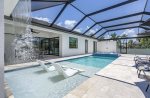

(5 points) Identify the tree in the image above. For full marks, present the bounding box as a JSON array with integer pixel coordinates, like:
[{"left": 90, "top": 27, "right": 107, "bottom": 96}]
[
  {"left": 110, "top": 32, "right": 117, "bottom": 39},
  {"left": 121, "top": 34, "right": 128, "bottom": 38},
  {"left": 139, "top": 38, "right": 150, "bottom": 48},
  {"left": 121, "top": 34, "right": 128, "bottom": 45},
  {"left": 128, "top": 39, "right": 133, "bottom": 48}
]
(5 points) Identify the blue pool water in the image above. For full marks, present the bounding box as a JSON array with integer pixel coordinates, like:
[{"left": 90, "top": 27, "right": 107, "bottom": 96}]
[
  {"left": 63, "top": 55, "right": 118, "bottom": 68},
  {"left": 5, "top": 54, "right": 118, "bottom": 98}
]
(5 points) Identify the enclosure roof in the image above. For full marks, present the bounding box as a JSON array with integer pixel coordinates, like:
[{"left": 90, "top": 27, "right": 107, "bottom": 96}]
[
  {"left": 31, "top": 0, "right": 150, "bottom": 40},
  {"left": 141, "top": 18, "right": 150, "bottom": 26}
]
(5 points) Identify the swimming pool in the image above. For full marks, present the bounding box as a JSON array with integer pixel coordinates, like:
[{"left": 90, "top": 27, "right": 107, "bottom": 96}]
[
  {"left": 5, "top": 54, "right": 118, "bottom": 98},
  {"left": 63, "top": 55, "right": 118, "bottom": 68}
]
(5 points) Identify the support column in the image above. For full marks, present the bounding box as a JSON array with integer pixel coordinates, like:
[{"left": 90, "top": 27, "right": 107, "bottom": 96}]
[{"left": 0, "top": 0, "right": 5, "bottom": 98}]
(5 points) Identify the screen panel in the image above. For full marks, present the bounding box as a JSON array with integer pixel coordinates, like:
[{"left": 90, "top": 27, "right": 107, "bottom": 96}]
[
  {"left": 102, "top": 28, "right": 139, "bottom": 39},
  {"left": 90, "top": 0, "right": 146, "bottom": 22},
  {"left": 31, "top": 1, "right": 64, "bottom": 11},
  {"left": 99, "top": 15, "right": 142, "bottom": 27},
  {"left": 73, "top": 17, "right": 95, "bottom": 34},
  {"left": 72, "top": 0, "right": 127, "bottom": 14},
  {"left": 32, "top": 4, "right": 64, "bottom": 23},
  {"left": 55, "top": 5, "right": 84, "bottom": 29},
  {"left": 106, "top": 23, "right": 140, "bottom": 30},
  {"left": 93, "top": 29, "right": 107, "bottom": 38},
  {"left": 145, "top": 0, "right": 150, "bottom": 12},
  {"left": 138, "top": 28, "right": 146, "bottom": 34},
  {"left": 85, "top": 25, "right": 102, "bottom": 36},
  {"left": 142, "top": 15, "right": 150, "bottom": 21}
]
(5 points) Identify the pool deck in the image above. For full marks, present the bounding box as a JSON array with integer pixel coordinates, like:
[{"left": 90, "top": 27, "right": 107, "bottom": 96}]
[{"left": 63, "top": 54, "right": 150, "bottom": 98}]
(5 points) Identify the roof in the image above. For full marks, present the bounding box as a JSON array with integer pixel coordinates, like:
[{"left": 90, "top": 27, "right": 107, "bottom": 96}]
[{"left": 31, "top": 0, "right": 150, "bottom": 40}]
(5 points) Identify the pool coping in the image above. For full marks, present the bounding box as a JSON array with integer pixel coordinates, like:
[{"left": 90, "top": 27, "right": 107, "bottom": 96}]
[{"left": 4, "top": 54, "right": 92, "bottom": 72}]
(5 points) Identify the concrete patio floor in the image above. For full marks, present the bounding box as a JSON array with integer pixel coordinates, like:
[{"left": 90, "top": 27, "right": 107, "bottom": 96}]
[{"left": 64, "top": 54, "right": 150, "bottom": 98}]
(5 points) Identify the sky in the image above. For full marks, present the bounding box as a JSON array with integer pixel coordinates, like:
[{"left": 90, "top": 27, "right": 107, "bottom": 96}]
[{"left": 31, "top": 0, "right": 149, "bottom": 39}]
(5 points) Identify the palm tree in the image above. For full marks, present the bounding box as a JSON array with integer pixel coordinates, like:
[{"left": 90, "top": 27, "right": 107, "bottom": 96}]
[
  {"left": 128, "top": 39, "right": 133, "bottom": 48},
  {"left": 121, "top": 34, "right": 128, "bottom": 48},
  {"left": 121, "top": 34, "right": 128, "bottom": 38},
  {"left": 110, "top": 32, "right": 117, "bottom": 39}
]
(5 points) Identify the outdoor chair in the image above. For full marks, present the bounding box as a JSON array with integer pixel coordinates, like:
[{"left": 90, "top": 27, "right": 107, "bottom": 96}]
[
  {"left": 134, "top": 56, "right": 150, "bottom": 69},
  {"left": 135, "top": 58, "right": 150, "bottom": 92},
  {"left": 37, "top": 60, "right": 55, "bottom": 72},
  {"left": 134, "top": 56, "right": 150, "bottom": 64},
  {"left": 51, "top": 62, "right": 84, "bottom": 78}
]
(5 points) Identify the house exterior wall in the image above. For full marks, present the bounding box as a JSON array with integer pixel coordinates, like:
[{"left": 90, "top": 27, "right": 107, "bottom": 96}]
[
  {"left": 0, "top": 0, "right": 4, "bottom": 97},
  {"left": 30, "top": 24, "right": 98, "bottom": 57},
  {"left": 97, "top": 40, "right": 117, "bottom": 53},
  {"left": 4, "top": 23, "right": 61, "bottom": 65},
  {"left": 61, "top": 33, "right": 97, "bottom": 57},
  {"left": 5, "top": 19, "right": 98, "bottom": 61}
]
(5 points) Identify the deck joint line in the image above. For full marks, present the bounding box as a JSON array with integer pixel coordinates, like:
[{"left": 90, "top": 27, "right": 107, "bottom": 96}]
[{"left": 94, "top": 74, "right": 136, "bottom": 86}]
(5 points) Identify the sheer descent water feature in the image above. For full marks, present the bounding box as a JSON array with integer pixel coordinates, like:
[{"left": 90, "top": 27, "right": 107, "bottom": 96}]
[{"left": 12, "top": 0, "right": 36, "bottom": 64}]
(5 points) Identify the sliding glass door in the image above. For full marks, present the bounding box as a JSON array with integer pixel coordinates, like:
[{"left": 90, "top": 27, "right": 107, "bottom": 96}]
[
  {"left": 41, "top": 37, "right": 59, "bottom": 56},
  {"left": 49, "top": 37, "right": 59, "bottom": 56}
]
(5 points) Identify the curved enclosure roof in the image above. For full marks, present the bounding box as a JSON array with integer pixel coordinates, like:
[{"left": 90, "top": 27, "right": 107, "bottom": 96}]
[{"left": 31, "top": 0, "right": 150, "bottom": 40}]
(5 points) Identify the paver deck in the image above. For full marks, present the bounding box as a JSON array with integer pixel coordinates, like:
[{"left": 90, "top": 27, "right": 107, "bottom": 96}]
[{"left": 64, "top": 54, "right": 150, "bottom": 98}]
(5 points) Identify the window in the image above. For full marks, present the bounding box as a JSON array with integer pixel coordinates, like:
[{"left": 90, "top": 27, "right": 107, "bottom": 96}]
[{"left": 69, "top": 37, "right": 78, "bottom": 48}]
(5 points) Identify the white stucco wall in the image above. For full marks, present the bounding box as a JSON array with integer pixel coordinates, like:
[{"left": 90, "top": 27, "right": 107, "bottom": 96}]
[
  {"left": 30, "top": 24, "right": 98, "bottom": 57},
  {"left": 97, "top": 40, "right": 117, "bottom": 53},
  {"left": 0, "top": 0, "right": 4, "bottom": 97},
  {"left": 61, "top": 33, "right": 97, "bottom": 57}
]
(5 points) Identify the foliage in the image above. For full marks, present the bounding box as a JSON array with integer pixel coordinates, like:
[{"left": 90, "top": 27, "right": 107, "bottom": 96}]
[
  {"left": 139, "top": 38, "right": 150, "bottom": 48},
  {"left": 127, "top": 38, "right": 150, "bottom": 49},
  {"left": 110, "top": 32, "right": 118, "bottom": 39},
  {"left": 128, "top": 40, "right": 133, "bottom": 48}
]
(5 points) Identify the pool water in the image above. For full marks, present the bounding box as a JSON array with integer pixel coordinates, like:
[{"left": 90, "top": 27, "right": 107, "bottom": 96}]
[
  {"left": 5, "top": 55, "right": 118, "bottom": 98},
  {"left": 63, "top": 55, "right": 118, "bottom": 68}
]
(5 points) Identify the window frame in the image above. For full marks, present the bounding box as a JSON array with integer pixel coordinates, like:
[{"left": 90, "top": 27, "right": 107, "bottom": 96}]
[{"left": 69, "top": 37, "right": 78, "bottom": 48}]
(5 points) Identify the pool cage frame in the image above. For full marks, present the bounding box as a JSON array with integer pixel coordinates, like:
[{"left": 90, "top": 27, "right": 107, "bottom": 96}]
[
  {"left": 30, "top": 0, "right": 150, "bottom": 40},
  {"left": 7, "top": 0, "right": 150, "bottom": 41}
]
